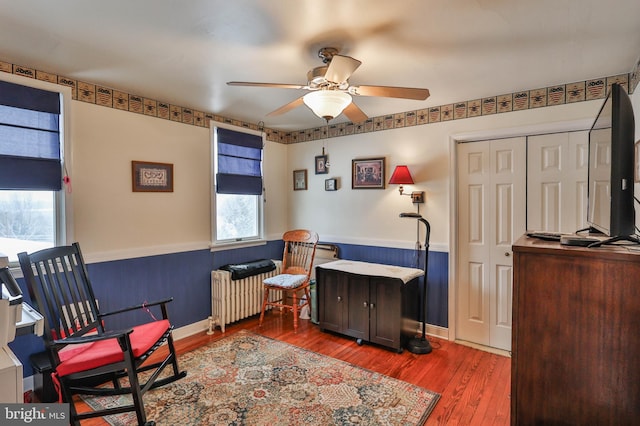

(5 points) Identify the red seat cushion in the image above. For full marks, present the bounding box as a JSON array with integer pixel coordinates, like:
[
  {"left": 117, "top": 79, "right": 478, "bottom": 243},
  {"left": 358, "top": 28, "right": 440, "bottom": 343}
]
[{"left": 56, "top": 320, "right": 170, "bottom": 377}]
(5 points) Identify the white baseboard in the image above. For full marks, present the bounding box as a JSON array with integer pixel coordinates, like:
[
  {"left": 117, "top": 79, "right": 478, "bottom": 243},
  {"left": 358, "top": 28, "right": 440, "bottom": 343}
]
[
  {"left": 425, "top": 323, "right": 449, "bottom": 340},
  {"left": 172, "top": 319, "right": 210, "bottom": 341},
  {"left": 455, "top": 339, "right": 511, "bottom": 357}
]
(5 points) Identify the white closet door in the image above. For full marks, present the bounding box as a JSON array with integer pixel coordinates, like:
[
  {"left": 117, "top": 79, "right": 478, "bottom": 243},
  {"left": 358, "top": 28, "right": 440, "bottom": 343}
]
[
  {"left": 527, "top": 131, "right": 589, "bottom": 233},
  {"left": 456, "top": 137, "right": 526, "bottom": 350}
]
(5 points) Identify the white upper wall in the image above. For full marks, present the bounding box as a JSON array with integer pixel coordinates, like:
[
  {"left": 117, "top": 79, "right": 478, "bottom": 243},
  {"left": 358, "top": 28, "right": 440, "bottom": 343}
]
[
  {"left": 287, "top": 100, "right": 602, "bottom": 251},
  {"left": 70, "top": 101, "right": 289, "bottom": 261},
  {"left": 71, "top": 103, "right": 210, "bottom": 257},
  {"left": 1, "top": 72, "right": 630, "bottom": 259}
]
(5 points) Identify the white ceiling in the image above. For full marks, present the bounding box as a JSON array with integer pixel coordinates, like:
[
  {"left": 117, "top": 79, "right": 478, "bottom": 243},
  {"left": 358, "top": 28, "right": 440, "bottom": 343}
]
[{"left": 1, "top": 0, "right": 639, "bottom": 131}]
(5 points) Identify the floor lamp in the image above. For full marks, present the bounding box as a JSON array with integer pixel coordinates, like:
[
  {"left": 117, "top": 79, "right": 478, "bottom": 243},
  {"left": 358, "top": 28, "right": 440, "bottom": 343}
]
[{"left": 400, "top": 212, "right": 433, "bottom": 354}]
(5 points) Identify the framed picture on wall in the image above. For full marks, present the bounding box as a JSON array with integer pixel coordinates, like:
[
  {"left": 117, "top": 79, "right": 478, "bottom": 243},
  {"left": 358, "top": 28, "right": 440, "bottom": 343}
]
[
  {"left": 325, "top": 178, "right": 337, "bottom": 191},
  {"left": 315, "top": 155, "right": 328, "bottom": 174},
  {"left": 352, "top": 157, "right": 385, "bottom": 189},
  {"left": 293, "top": 169, "right": 307, "bottom": 190},
  {"left": 132, "top": 161, "right": 173, "bottom": 192}
]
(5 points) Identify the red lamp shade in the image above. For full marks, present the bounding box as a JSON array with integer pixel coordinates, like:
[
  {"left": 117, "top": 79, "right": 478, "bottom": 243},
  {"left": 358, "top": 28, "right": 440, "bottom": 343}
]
[{"left": 388, "top": 165, "right": 414, "bottom": 185}]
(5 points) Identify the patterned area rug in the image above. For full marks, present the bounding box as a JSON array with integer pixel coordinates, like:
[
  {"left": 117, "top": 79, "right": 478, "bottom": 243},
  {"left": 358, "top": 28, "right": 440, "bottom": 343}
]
[{"left": 82, "top": 330, "right": 440, "bottom": 425}]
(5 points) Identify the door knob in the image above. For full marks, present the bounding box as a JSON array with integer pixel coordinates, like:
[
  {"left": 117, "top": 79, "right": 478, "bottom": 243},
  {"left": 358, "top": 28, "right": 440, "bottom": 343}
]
[{"left": 505, "top": 252, "right": 511, "bottom": 257}]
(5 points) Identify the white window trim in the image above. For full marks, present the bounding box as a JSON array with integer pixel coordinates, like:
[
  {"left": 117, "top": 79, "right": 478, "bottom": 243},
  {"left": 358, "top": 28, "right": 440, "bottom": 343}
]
[
  {"left": 0, "top": 73, "right": 73, "bottom": 275},
  {"left": 209, "top": 121, "right": 265, "bottom": 250}
]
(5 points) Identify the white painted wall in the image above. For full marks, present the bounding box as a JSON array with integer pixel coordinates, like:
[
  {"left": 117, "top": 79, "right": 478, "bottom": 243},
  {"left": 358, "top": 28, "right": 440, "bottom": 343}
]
[
  {"left": 72, "top": 103, "right": 209, "bottom": 256},
  {"left": 0, "top": 71, "right": 620, "bottom": 261},
  {"left": 70, "top": 102, "right": 289, "bottom": 261},
  {"left": 2, "top": 71, "right": 618, "bottom": 259},
  {"left": 287, "top": 101, "right": 602, "bottom": 251},
  {"left": 263, "top": 139, "right": 289, "bottom": 240},
  {"left": 1, "top": 71, "right": 635, "bottom": 261}
]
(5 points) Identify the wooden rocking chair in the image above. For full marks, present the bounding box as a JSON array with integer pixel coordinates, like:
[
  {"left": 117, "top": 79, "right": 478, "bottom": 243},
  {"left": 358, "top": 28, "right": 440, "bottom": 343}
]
[{"left": 18, "top": 242, "right": 186, "bottom": 426}]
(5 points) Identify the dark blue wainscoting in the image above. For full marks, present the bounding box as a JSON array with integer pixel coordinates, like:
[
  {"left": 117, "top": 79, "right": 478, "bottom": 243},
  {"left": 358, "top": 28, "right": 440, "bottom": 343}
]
[
  {"left": 9, "top": 242, "right": 284, "bottom": 377},
  {"left": 9, "top": 239, "right": 447, "bottom": 377},
  {"left": 6, "top": 330, "right": 43, "bottom": 379},
  {"left": 85, "top": 249, "right": 214, "bottom": 331}
]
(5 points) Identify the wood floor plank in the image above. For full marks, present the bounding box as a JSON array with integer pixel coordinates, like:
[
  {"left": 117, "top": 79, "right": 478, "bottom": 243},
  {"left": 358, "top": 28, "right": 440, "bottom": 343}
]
[
  {"left": 479, "top": 353, "right": 512, "bottom": 425},
  {"left": 73, "top": 314, "right": 511, "bottom": 425},
  {"left": 455, "top": 351, "right": 500, "bottom": 425},
  {"left": 476, "top": 352, "right": 511, "bottom": 424},
  {"left": 429, "top": 348, "right": 485, "bottom": 424}
]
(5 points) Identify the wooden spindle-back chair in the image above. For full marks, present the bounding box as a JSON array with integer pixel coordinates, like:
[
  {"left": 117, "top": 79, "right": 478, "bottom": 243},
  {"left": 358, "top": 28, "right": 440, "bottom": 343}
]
[{"left": 259, "top": 229, "right": 319, "bottom": 332}]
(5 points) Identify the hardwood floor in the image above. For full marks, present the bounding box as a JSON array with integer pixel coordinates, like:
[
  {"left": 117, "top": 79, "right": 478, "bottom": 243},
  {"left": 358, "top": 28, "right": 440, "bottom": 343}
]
[{"left": 77, "top": 314, "right": 511, "bottom": 425}]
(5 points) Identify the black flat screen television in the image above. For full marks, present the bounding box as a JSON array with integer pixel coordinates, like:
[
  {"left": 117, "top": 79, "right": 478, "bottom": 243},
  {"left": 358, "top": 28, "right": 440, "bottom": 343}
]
[{"left": 586, "top": 82, "right": 637, "bottom": 246}]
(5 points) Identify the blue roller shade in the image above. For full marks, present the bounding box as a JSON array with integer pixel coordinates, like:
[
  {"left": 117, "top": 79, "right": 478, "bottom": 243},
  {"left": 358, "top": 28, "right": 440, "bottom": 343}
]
[
  {"left": 216, "top": 127, "right": 263, "bottom": 195},
  {"left": 0, "top": 80, "right": 62, "bottom": 190}
]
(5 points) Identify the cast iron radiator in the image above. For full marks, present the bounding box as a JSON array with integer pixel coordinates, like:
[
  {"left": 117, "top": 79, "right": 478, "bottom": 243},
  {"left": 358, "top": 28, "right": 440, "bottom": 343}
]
[{"left": 210, "top": 260, "right": 282, "bottom": 332}]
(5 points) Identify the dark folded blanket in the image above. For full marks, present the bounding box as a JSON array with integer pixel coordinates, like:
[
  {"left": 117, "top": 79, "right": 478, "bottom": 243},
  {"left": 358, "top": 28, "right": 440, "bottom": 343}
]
[{"left": 219, "top": 259, "right": 276, "bottom": 280}]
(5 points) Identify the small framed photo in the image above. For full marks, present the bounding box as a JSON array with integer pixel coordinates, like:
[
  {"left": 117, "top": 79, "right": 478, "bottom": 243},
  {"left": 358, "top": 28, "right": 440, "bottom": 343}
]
[
  {"left": 325, "top": 178, "right": 337, "bottom": 191},
  {"left": 352, "top": 157, "right": 385, "bottom": 189},
  {"left": 293, "top": 169, "right": 307, "bottom": 190},
  {"left": 315, "top": 155, "right": 328, "bottom": 174},
  {"left": 132, "top": 161, "right": 173, "bottom": 192}
]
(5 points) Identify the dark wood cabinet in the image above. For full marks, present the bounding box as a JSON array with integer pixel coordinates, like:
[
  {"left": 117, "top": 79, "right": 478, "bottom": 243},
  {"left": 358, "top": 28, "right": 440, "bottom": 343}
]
[
  {"left": 512, "top": 236, "right": 640, "bottom": 425},
  {"left": 316, "top": 261, "right": 421, "bottom": 352}
]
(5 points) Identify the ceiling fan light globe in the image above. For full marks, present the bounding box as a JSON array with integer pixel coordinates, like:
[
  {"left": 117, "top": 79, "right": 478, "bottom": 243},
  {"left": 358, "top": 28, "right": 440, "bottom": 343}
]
[{"left": 303, "top": 90, "right": 352, "bottom": 121}]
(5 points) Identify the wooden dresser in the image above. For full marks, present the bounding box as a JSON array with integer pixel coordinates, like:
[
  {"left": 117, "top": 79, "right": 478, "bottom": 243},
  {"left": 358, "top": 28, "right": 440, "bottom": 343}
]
[{"left": 511, "top": 235, "right": 640, "bottom": 425}]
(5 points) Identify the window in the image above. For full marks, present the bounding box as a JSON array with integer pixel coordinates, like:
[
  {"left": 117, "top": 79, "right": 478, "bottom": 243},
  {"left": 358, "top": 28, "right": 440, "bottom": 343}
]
[
  {"left": 211, "top": 123, "right": 264, "bottom": 245},
  {"left": 0, "top": 78, "right": 68, "bottom": 264}
]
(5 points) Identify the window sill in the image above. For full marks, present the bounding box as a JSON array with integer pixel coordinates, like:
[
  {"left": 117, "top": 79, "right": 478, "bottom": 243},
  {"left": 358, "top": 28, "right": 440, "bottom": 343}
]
[{"left": 210, "top": 239, "right": 267, "bottom": 252}]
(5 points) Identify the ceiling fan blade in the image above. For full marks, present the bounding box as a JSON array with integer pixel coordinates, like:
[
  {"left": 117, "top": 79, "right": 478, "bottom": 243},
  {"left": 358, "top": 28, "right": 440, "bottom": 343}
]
[
  {"left": 266, "top": 96, "right": 305, "bottom": 116},
  {"left": 324, "top": 55, "right": 362, "bottom": 83},
  {"left": 343, "top": 102, "right": 368, "bottom": 123},
  {"left": 351, "top": 85, "right": 430, "bottom": 100},
  {"left": 227, "top": 81, "right": 306, "bottom": 90}
]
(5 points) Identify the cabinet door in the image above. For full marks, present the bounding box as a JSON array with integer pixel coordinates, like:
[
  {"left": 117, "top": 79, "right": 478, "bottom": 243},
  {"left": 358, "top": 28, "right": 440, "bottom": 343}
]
[
  {"left": 369, "top": 278, "right": 401, "bottom": 350},
  {"left": 344, "top": 275, "right": 369, "bottom": 340},
  {"left": 317, "top": 269, "right": 343, "bottom": 333}
]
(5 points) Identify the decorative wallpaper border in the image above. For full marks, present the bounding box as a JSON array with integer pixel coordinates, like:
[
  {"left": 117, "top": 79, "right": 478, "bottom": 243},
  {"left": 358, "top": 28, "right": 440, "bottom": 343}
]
[{"left": 1, "top": 57, "right": 638, "bottom": 145}]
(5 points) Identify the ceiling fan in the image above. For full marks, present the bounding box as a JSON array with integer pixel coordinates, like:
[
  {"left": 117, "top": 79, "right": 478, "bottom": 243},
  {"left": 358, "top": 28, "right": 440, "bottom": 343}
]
[{"left": 227, "top": 47, "right": 430, "bottom": 123}]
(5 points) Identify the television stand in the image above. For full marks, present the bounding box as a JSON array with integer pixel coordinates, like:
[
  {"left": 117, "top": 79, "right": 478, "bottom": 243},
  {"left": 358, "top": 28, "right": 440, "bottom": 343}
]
[
  {"left": 574, "top": 226, "right": 605, "bottom": 235},
  {"left": 587, "top": 234, "right": 640, "bottom": 248}
]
